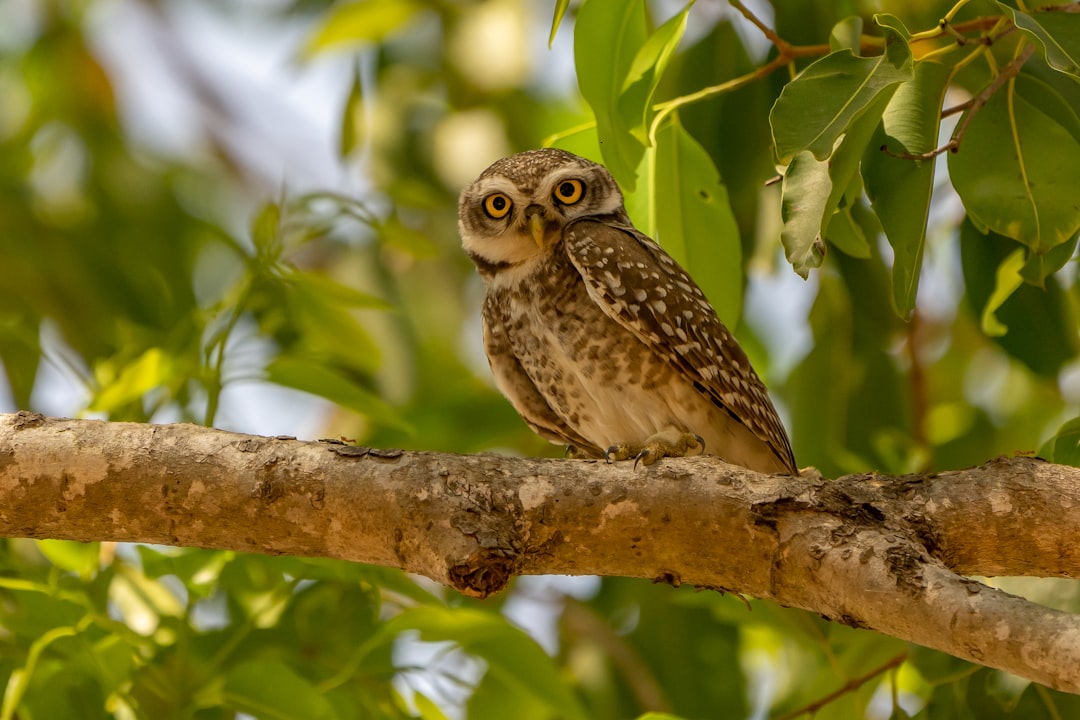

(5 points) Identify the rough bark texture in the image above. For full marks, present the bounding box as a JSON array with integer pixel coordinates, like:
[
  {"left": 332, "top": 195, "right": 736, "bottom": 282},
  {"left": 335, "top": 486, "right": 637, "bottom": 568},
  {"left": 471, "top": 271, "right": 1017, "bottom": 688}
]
[{"left": 2, "top": 412, "right": 1079, "bottom": 692}]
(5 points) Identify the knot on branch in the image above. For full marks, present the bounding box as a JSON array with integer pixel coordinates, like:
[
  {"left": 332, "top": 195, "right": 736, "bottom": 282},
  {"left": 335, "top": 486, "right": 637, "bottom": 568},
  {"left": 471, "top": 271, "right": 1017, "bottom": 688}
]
[{"left": 448, "top": 550, "right": 519, "bottom": 598}]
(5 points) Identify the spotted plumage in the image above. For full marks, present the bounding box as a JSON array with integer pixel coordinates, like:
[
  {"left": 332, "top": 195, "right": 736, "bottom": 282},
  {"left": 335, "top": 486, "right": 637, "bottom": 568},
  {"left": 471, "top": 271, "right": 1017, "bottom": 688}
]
[{"left": 459, "top": 148, "right": 797, "bottom": 474}]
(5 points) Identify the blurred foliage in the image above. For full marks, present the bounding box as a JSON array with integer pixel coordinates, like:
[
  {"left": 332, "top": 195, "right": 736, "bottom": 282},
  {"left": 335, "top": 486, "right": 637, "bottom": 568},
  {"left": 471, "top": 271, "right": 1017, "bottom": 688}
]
[{"left": 1, "top": 0, "right": 1080, "bottom": 718}]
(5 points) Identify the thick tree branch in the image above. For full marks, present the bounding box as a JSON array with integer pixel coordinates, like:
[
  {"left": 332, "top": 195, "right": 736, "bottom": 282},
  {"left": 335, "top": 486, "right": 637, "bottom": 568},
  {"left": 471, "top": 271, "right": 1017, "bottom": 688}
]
[{"left": 2, "top": 413, "right": 1079, "bottom": 692}]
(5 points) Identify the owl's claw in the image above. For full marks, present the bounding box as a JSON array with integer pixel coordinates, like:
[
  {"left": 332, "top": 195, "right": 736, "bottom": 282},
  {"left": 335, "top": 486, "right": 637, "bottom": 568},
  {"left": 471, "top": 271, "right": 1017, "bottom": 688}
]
[
  {"left": 565, "top": 445, "right": 591, "bottom": 459},
  {"left": 604, "top": 444, "right": 630, "bottom": 464},
  {"left": 605, "top": 432, "right": 705, "bottom": 468}
]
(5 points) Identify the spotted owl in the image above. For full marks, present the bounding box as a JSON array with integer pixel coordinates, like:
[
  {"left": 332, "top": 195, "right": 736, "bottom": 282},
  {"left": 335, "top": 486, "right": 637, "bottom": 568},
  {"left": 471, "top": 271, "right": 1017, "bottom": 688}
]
[{"left": 458, "top": 148, "right": 797, "bottom": 475}]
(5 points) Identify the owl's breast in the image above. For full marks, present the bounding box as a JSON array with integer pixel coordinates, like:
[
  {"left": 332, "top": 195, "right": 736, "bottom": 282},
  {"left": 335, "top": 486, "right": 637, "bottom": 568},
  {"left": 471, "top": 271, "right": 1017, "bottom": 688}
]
[{"left": 486, "top": 253, "right": 714, "bottom": 451}]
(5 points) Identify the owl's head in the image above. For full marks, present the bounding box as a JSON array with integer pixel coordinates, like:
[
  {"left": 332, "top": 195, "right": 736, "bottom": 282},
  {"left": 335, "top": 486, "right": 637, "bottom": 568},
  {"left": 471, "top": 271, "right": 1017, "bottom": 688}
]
[{"left": 458, "top": 148, "right": 626, "bottom": 276}]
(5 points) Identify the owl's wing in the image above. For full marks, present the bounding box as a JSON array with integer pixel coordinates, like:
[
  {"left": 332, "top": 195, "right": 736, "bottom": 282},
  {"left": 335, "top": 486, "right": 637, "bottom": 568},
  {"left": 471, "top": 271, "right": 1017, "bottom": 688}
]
[
  {"left": 564, "top": 218, "right": 796, "bottom": 473},
  {"left": 482, "top": 294, "right": 604, "bottom": 456}
]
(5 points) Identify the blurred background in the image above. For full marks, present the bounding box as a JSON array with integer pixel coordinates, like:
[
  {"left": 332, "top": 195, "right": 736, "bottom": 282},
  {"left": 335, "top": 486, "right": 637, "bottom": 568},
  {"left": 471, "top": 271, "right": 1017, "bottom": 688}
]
[{"left": 1, "top": 0, "right": 1079, "bottom": 718}]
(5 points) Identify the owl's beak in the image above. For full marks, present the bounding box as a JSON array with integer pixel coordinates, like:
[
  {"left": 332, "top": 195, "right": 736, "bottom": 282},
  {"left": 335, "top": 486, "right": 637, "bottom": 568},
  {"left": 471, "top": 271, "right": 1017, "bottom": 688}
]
[{"left": 528, "top": 213, "right": 546, "bottom": 249}]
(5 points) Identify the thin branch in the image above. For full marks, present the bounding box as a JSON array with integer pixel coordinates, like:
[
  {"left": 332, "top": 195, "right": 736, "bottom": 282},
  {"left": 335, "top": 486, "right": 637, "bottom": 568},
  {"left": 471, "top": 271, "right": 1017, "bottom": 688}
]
[
  {"left": 906, "top": 309, "right": 932, "bottom": 472},
  {"left": 773, "top": 652, "right": 909, "bottom": 720},
  {"left": 562, "top": 599, "right": 672, "bottom": 713},
  {"left": 728, "top": 0, "right": 790, "bottom": 53}
]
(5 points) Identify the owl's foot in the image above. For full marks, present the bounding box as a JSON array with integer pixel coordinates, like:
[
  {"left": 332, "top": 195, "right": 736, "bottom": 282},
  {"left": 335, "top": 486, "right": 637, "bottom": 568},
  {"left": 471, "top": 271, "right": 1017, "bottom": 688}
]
[
  {"left": 565, "top": 445, "right": 592, "bottom": 459},
  {"left": 604, "top": 431, "right": 705, "bottom": 468}
]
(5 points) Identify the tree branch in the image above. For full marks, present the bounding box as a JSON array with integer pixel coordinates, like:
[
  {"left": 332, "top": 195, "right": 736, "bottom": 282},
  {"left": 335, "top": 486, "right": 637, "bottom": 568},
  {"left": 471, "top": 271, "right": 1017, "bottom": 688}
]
[{"left": 3, "top": 413, "right": 1080, "bottom": 693}]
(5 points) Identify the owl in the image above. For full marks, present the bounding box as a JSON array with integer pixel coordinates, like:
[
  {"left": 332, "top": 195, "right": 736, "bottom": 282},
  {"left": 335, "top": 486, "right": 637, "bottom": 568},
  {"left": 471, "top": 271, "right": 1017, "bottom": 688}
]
[{"left": 459, "top": 148, "right": 797, "bottom": 475}]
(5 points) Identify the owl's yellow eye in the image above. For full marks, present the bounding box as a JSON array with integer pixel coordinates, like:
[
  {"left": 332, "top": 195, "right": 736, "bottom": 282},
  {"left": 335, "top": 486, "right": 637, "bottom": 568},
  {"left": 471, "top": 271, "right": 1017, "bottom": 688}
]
[
  {"left": 483, "top": 193, "right": 512, "bottom": 219},
  {"left": 553, "top": 179, "right": 584, "bottom": 205}
]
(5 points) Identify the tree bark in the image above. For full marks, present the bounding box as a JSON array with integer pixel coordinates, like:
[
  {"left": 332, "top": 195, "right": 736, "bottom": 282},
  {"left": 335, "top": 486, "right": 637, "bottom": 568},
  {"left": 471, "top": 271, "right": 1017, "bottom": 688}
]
[{"left": 2, "top": 412, "right": 1079, "bottom": 692}]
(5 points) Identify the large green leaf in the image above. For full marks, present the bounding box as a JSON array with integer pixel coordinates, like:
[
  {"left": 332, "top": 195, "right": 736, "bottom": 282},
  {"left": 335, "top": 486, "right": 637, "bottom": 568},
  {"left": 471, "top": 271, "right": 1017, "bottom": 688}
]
[
  {"left": 385, "top": 606, "right": 589, "bottom": 720},
  {"left": 1020, "top": 233, "right": 1077, "bottom": 286},
  {"left": 949, "top": 73, "right": 1080, "bottom": 254},
  {"left": 960, "top": 219, "right": 1079, "bottom": 377},
  {"left": 303, "top": 0, "right": 425, "bottom": 56},
  {"left": 0, "top": 311, "right": 39, "bottom": 409},
  {"left": 574, "top": 0, "right": 648, "bottom": 188},
  {"left": 221, "top": 661, "right": 338, "bottom": 720},
  {"left": 770, "top": 27, "right": 912, "bottom": 163},
  {"left": 619, "top": 3, "right": 692, "bottom": 145},
  {"left": 1051, "top": 417, "right": 1080, "bottom": 467},
  {"left": 779, "top": 90, "right": 889, "bottom": 278},
  {"left": 980, "top": 248, "right": 1026, "bottom": 337},
  {"left": 999, "top": 3, "right": 1080, "bottom": 82},
  {"left": 266, "top": 355, "right": 409, "bottom": 432},
  {"left": 863, "top": 59, "right": 954, "bottom": 318},
  {"left": 283, "top": 273, "right": 381, "bottom": 372},
  {"left": 339, "top": 64, "right": 365, "bottom": 158},
  {"left": 89, "top": 347, "right": 171, "bottom": 413},
  {"left": 548, "top": 0, "right": 571, "bottom": 47},
  {"left": 779, "top": 151, "right": 830, "bottom": 277},
  {"left": 35, "top": 541, "right": 99, "bottom": 580},
  {"left": 652, "top": 119, "right": 742, "bottom": 324}
]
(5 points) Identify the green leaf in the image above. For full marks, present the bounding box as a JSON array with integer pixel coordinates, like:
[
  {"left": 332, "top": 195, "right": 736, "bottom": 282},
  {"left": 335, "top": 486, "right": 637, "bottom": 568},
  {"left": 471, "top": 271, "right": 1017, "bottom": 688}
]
[
  {"left": 221, "top": 661, "right": 338, "bottom": 720},
  {"left": 770, "top": 28, "right": 912, "bottom": 163},
  {"left": 999, "top": 4, "right": 1080, "bottom": 82},
  {"left": 415, "top": 693, "right": 451, "bottom": 720},
  {"left": 136, "top": 546, "right": 230, "bottom": 599},
  {"left": 1, "top": 624, "right": 80, "bottom": 720},
  {"left": 777, "top": 85, "right": 885, "bottom": 276},
  {"left": 863, "top": 59, "right": 954, "bottom": 318},
  {"left": 981, "top": 248, "right": 1025, "bottom": 337},
  {"left": 90, "top": 347, "right": 171, "bottom": 413},
  {"left": 820, "top": 88, "right": 894, "bottom": 229},
  {"left": 873, "top": 13, "right": 912, "bottom": 40},
  {"left": 780, "top": 151, "right": 829, "bottom": 277},
  {"left": 652, "top": 119, "right": 742, "bottom": 324},
  {"left": 35, "top": 541, "right": 99, "bottom": 580},
  {"left": 548, "top": 0, "right": 570, "bottom": 48},
  {"left": 0, "top": 312, "right": 40, "bottom": 409},
  {"left": 267, "top": 355, "right": 409, "bottom": 432},
  {"left": 288, "top": 273, "right": 389, "bottom": 310},
  {"left": 380, "top": 214, "right": 440, "bottom": 258},
  {"left": 1052, "top": 417, "right": 1080, "bottom": 467},
  {"left": 385, "top": 606, "right": 589, "bottom": 720},
  {"left": 1021, "top": 233, "right": 1078, "bottom": 286},
  {"left": 284, "top": 274, "right": 381, "bottom": 372},
  {"left": 949, "top": 73, "right": 1080, "bottom": 254},
  {"left": 303, "top": 0, "right": 424, "bottom": 57},
  {"left": 960, "top": 219, "right": 1079, "bottom": 377},
  {"left": 339, "top": 64, "right": 364, "bottom": 158},
  {"left": 575, "top": 0, "right": 648, "bottom": 188},
  {"left": 251, "top": 201, "right": 281, "bottom": 256},
  {"left": 619, "top": 2, "right": 692, "bottom": 145},
  {"left": 829, "top": 16, "right": 863, "bottom": 52},
  {"left": 825, "top": 201, "right": 873, "bottom": 259}
]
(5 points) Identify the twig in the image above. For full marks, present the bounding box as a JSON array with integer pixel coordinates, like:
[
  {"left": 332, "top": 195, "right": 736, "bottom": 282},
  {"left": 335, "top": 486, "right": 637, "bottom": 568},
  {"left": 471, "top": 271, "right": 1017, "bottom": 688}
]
[
  {"left": 880, "top": 42, "right": 1035, "bottom": 160},
  {"left": 772, "top": 652, "right": 909, "bottom": 720},
  {"left": 907, "top": 309, "right": 931, "bottom": 471},
  {"left": 728, "top": 0, "right": 790, "bottom": 53},
  {"left": 562, "top": 599, "right": 672, "bottom": 713}
]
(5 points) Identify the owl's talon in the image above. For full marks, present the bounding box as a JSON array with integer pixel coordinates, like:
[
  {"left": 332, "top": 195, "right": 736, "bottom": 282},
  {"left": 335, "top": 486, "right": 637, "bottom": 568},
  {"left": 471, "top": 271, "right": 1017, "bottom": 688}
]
[
  {"left": 633, "top": 447, "right": 663, "bottom": 469},
  {"left": 605, "top": 432, "right": 705, "bottom": 468},
  {"left": 604, "top": 444, "right": 633, "bottom": 463},
  {"left": 566, "top": 445, "right": 590, "bottom": 459}
]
